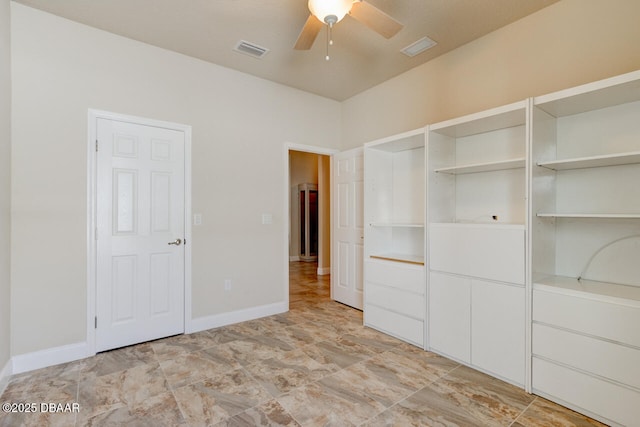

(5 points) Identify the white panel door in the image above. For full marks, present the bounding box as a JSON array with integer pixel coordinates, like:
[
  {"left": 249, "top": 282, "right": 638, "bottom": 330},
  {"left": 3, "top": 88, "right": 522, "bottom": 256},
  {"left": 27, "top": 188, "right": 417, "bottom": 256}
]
[
  {"left": 332, "top": 148, "right": 364, "bottom": 309},
  {"left": 96, "top": 118, "right": 185, "bottom": 352}
]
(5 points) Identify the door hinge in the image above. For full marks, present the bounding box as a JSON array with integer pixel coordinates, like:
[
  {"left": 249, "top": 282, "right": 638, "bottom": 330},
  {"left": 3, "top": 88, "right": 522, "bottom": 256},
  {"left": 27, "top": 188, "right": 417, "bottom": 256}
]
[
  {"left": 95, "top": 140, "right": 98, "bottom": 152},
  {"left": 94, "top": 316, "right": 97, "bottom": 329}
]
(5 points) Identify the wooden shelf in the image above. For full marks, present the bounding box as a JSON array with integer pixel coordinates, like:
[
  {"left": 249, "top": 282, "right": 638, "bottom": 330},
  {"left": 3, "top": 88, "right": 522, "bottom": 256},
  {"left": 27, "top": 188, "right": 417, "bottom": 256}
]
[
  {"left": 534, "top": 275, "right": 640, "bottom": 305},
  {"left": 537, "top": 151, "right": 640, "bottom": 171},
  {"left": 537, "top": 213, "right": 640, "bottom": 219},
  {"left": 435, "top": 158, "right": 525, "bottom": 175},
  {"left": 369, "top": 222, "right": 424, "bottom": 228},
  {"left": 370, "top": 253, "right": 424, "bottom": 265}
]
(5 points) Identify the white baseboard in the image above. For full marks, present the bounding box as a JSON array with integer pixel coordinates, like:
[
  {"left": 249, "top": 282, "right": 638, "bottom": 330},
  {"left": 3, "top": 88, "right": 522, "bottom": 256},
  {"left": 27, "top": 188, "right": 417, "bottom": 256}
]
[
  {"left": 9, "top": 302, "right": 289, "bottom": 375},
  {"left": 187, "top": 301, "right": 288, "bottom": 334},
  {"left": 0, "top": 357, "right": 12, "bottom": 396},
  {"left": 289, "top": 256, "right": 300, "bottom": 262},
  {"left": 317, "top": 266, "right": 331, "bottom": 275},
  {"left": 11, "top": 341, "right": 90, "bottom": 375}
]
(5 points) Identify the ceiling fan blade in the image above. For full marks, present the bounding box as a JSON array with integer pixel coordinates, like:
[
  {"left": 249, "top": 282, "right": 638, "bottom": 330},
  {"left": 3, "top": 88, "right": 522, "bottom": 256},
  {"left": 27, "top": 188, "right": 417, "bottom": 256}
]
[
  {"left": 294, "top": 14, "right": 324, "bottom": 50},
  {"left": 349, "top": 1, "right": 403, "bottom": 39}
]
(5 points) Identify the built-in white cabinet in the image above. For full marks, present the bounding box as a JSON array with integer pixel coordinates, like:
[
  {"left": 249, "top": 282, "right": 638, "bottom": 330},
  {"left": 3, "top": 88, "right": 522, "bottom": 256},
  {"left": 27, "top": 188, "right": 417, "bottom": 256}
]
[
  {"left": 427, "top": 101, "right": 529, "bottom": 387},
  {"left": 358, "top": 70, "right": 640, "bottom": 426},
  {"left": 363, "top": 128, "right": 426, "bottom": 348},
  {"left": 530, "top": 70, "right": 640, "bottom": 427}
]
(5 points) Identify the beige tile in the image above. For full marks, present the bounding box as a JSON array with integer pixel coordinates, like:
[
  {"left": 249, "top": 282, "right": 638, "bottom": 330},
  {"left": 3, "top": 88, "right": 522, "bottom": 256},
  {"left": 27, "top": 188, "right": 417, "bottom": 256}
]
[
  {"left": 82, "top": 392, "right": 186, "bottom": 426},
  {"left": 80, "top": 343, "right": 157, "bottom": 379},
  {"left": 512, "top": 397, "right": 608, "bottom": 427},
  {"left": 212, "top": 399, "right": 301, "bottom": 427},
  {"left": 159, "top": 348, "right": 240, "bottom": 389},
  {"left": 149, "top": 330, "right": 218, "bottom": 361},
  {"left": 244, "top": 348, "right": 339, "bottom": 396},
  {"left": 77, "top": 361, "right": 169, "bottom": 423},
  {"left": 277, "top": 381, "right": 385, "bottom": 427},
  {"left": 0, "top": 262, "right": 608, "bottom": 427},
  {"left": 369, "top": 365, "right": 535, "bottom": 427},
  {"left": 173, "top": 369, "right": 272, "bottom": 426}
]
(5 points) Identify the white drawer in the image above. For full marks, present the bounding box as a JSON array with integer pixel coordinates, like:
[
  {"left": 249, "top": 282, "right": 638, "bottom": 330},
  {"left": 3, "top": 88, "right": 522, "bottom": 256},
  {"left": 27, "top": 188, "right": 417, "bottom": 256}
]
[
  {"left": 365, "top": 304, "right": 424, "bottom": 347},
  {"left": 365, "top": 282, "right": 424, "bottom": 320},
  {"left": 533, "top": 323, "right": 640, "bottom": 390},
  {"left": 533, "top": 289, "right": 640, "bottom": 347},
  {"left": 533, "top": 357, "right": 640, "bottom": 427},
  {"left": 364, "top": 260, "right": 424, "bottom": 294},
  {"left": 429, "top": 223, "right": 524, "bottom": 284}
]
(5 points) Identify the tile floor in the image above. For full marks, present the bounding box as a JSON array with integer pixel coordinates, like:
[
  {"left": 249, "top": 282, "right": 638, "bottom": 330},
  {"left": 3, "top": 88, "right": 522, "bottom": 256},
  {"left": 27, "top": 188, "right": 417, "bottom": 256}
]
[{"left": 0, "top": 262, "right": 606, "bottom": 426}]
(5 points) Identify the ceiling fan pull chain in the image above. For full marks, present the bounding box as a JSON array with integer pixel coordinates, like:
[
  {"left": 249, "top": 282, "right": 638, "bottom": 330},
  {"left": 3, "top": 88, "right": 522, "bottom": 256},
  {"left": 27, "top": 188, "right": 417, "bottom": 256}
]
[{"left": 326, "top": 23, "right": 331, "bottom": 60}]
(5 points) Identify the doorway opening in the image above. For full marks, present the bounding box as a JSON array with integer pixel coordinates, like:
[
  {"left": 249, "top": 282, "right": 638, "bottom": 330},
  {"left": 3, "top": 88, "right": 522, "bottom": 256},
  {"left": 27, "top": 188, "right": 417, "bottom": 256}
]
[{"left": 286, "top": 147, "right": 333, "bottom": 307}]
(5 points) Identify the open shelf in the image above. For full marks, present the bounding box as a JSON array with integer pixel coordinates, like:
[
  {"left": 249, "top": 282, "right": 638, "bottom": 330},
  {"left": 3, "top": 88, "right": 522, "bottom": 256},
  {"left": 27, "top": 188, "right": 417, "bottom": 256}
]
[
  {"left": 537, "top": 151, "right": 640, "bottom": 171},
  {"left": 534, "top": 275, "right": 640, "bottom": 305},
  {"left": 536, "top": 213, "right": 640, "bottom": 219},
  {"left": 429, "top": 101, "right": 527, "bottom": 138},
  {"left": 434, "top": 158, "right": 525, "bottom": 175},
  {"left": 431, "top": 222, "right": 525, "bottom": 229},
  {"left": 369, "top": 222, "right": 424, "bottom": 228},
  {"left": 534, "top": 70, "right": 640, "bottom": 118},
  {"left": 370, "top": 253, "right": 424, "bottom": 265}
]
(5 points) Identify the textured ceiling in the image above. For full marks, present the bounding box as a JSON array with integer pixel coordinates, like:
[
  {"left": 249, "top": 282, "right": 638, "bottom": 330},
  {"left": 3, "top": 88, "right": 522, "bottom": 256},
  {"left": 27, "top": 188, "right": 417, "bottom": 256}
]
[{"left": 14, "top": 0, "right": 559, "bottom": 101}]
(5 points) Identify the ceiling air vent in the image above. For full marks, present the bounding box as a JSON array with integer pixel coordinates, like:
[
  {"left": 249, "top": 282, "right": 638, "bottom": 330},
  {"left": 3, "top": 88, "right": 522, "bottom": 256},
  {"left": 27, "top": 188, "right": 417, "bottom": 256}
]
[
  {"left": 401, "top": 36, "right": 437, "bottom": 57},
  {"left": 233, "top": 40, "right": 270, "bottom": 59}
]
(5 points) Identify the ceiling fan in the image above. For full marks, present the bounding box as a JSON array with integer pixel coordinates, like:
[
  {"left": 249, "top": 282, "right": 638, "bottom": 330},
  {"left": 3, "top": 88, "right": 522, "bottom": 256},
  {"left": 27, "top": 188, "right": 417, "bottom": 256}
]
[{"left": 294, "top": 0, "right": 403, "bottom": 59}]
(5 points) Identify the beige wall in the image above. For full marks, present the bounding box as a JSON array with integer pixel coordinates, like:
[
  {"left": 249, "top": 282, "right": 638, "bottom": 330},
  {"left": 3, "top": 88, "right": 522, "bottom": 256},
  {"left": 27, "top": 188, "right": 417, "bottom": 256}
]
[
  {"left": 341, "top": 0, "right": 640, "bottom": 147},
  {"left": 0, "top": 0, "right": 11, "bottom": 373},
  {"left": 10, "top": 3, "right": 341, "bottom": 356}
]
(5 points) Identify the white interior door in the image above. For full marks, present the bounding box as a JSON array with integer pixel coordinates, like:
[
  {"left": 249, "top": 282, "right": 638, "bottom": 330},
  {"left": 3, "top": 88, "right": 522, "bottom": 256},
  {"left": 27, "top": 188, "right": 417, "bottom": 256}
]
[
  {"left": 96, "top": 118, "right": 185, "bottom": 352},
  {"left": 332, "top": 148, "right": 364, "bottom": 309}
]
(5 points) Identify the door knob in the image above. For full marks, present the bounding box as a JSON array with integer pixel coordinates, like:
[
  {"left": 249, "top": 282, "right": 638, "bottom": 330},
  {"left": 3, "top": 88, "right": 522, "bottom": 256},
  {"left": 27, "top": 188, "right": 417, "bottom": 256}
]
[{"left": 168, "top": 238, "right": 182, "bottom": 246}]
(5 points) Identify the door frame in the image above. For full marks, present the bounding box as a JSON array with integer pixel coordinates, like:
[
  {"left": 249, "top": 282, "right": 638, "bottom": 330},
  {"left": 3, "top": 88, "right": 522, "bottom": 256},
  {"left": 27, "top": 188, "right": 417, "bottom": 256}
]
[
  {"left": 283, "top": 143, "right": 338, "bottom": 307},
  {"left": 87, "top": 109, "right": 192, "bottom": 355}
]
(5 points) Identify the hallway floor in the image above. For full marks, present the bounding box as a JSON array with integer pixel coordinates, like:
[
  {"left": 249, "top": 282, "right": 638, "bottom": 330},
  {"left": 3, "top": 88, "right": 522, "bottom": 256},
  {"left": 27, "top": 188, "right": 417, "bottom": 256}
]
[{"left": 1, "top": 262, "right": 604, "bottom": 426}]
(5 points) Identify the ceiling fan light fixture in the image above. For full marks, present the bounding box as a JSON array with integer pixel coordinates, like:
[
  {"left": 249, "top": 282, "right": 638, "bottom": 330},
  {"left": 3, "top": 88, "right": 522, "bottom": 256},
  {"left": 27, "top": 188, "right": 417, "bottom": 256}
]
[{"left": 308, "top": 0, "right": 353, "bottom": 25}]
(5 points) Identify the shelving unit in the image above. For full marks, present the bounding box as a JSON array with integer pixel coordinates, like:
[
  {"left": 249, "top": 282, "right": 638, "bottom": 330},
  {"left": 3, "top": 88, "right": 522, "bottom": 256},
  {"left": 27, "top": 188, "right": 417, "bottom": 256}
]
[
  {"left": 426, "top": 101, "right": 529, "bottom": 388},
  {"left": 355, "top": 70, "right": 640, "bottom": 427},
  {"left": 530, "top": 69, "right": 640, "bottom": 427},
  {"left": 363, "top": 128, "right": 427, "bottom": 348}
]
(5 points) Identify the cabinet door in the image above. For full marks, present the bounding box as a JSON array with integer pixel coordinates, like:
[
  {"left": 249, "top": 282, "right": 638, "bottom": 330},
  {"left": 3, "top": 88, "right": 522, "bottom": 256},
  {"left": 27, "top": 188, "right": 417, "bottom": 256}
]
[
  {"left": 471, "top": 280, "right": 525, "bottom": 385},
  {"left": 429, "top": 272, "right": 470, "bottom": 363},
  {"left": 429, "top": 224, "right": 525, "bottom": 285}
]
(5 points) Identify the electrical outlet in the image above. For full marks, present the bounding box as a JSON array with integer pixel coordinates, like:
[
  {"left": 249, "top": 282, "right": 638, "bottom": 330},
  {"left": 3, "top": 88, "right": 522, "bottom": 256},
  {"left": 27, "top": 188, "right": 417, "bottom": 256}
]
[{"left": 224, "top": 279, "right": 231, "bottom": 291}]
